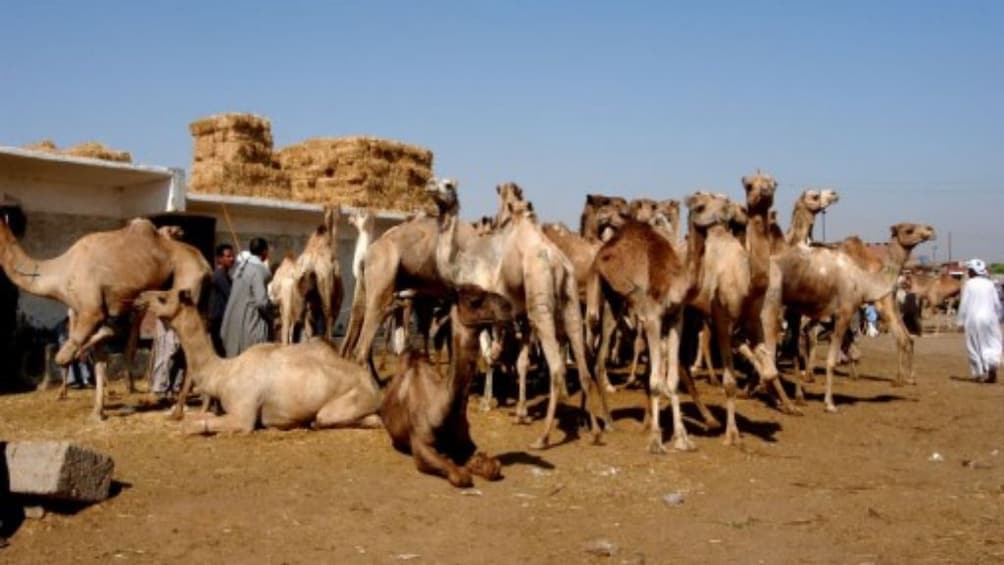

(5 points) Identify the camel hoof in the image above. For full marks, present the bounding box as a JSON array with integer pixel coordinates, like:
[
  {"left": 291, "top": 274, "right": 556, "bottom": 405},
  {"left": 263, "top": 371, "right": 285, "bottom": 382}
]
[
  {"left": 89, "top": 411, "right": 106, "bottom": 423},
  {"left": 703, "top": 417, "right": 722, "bottom": 430},
  {"left": 166, "top": 409, "right": 184, "bottom": 422},
  {"left": 672, "top": 435, "right": 696, "bottom": 452},
  {"left": 723, "top": 432, "right": 741, "bottom": 447},
  {"left": 648, "top": 437, "right": 668, "bottom": 455},
  {"left": 448, "top": 470, "right": 474, "bottom": 489},
  {"left": 514, "top": 414, "right": 532, "bottom": 425},
  {"left": 529, "top": 437, "right": 550, "bottom": 451},
  {"left": 824, "top": 404, "right": 838, "bottom": 414},
  {"left": 479, "top": 398, "right": 493, "bottom": 413},
  {"left": 466, "top": 452, "right": 502, "bottom": 481},
  {"left": 603, "top": 383, "right": 617, "bottom": 395}
]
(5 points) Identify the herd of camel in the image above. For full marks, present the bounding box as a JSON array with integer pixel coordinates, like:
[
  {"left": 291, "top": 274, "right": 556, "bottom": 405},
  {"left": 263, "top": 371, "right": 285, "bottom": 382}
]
[{"left": 0, "top": 170, "right": 940, "bottom": 487}]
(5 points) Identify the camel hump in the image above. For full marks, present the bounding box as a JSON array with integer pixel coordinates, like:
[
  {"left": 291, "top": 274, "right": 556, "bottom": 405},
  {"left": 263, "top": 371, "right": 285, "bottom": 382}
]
[{"left": 126, "top": 218, "right": 158, "bottom": 235}]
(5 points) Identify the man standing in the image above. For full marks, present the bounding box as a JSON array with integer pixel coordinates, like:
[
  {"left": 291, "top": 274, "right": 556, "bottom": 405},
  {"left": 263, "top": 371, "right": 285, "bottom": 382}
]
[
  {"left": 221, "top": 237, "right": 273, "bottom": 358},
  {"left": 956, "top": 258, "right": 1002, "bottom": 383},
  {"left": 208, "top": 243, "right": 235, "bottom": 355}
]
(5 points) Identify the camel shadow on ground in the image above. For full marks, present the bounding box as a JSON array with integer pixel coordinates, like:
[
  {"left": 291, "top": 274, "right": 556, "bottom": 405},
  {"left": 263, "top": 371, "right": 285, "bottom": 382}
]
[
  {"left": 609, "top": 404, "right": 784, "bottom": 444},
  {"left": 495, "top": 451, "right": 556, "bottom": 470}
]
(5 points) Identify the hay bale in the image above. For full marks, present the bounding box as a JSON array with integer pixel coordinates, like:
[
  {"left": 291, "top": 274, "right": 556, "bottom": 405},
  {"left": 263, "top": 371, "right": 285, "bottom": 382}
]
[
  {"left": 21, "top": 139, "right": 58, "bottom": 153},
  {"left": 64, "top": 142, "right": 132, "bottom": 163}
]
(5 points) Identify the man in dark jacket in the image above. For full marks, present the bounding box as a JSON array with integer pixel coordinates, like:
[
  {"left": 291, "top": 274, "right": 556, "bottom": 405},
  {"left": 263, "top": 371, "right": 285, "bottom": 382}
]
[{"left": 208, "top": 243, "right": 235, "bottom": 355}]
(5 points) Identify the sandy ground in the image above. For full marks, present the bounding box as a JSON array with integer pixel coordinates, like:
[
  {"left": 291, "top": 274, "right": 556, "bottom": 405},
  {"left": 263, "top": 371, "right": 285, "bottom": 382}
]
[{"left": 1, "top": 331, "right": 1002, "bottom": 564}]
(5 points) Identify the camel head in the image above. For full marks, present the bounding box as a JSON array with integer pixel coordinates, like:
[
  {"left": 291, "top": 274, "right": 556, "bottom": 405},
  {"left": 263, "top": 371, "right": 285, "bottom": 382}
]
[
  {"left": 135, "top": 289, "right": 196, "bottom": 320},
  {"left": 890, "top": 223, "right": 936, "bottom": 249},
  {"left": 727, "top": 201, "right": 749, "bottom": 228},
  {"left": 656, "top": 199, "right": 680, "bottom": 228},
  {"left": 741, "top": 170, "right": 777, "bottom": 212},
  {"left": 799, "top": 188, "right": 840, "bottom": 214},
  {"left": 685, "top": 191, "right": 733, "bottom": 230},
  {"left": 499, "top": 197, "right": 536, "bottom": 227},
  {"left": 582, "top": 194, "right": 630, "bottom": 241},
  {"left": 473, "top": 216, "right": 495, "bottom": 236},
  {"left": 454, "top": 284, "right": 516, "bottom": 327},
  {"left": 494, "top": 182, "right": 529, "bottom": 226},
  {"left": 425, "top": 177, "right": 460, "bottom": 216},
  {"left": 322, "top": 205, "right": 341, "bottom": 235},
  {"left": 348, "top": 208, "right": 375, "bottom": 234},
  {"left": 629, "top": 198, "right": 659, "bottom": 223}
]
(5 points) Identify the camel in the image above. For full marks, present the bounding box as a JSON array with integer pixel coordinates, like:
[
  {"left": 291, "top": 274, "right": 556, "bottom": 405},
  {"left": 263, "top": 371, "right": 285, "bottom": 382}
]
[
  {"left": 580, "top": 194, "right": 630, "bottom": 242},
  {"left": 0, "top": 216, "right": 208, "bottom": 419},
  {"left": 908, "top": 271, "right": 962, "bottom": 329},
  {"left": 587, "top": 191, "right": 732, "bottom": 453},
  {"left": 428, "top": 179, "right": 609, "bottom": 449},
  {"left": 786, "top": 189, "right": 840, "bottom": 245},
  {"left": 136, "top": 288, "right": 382, "bottom": 433},
  {"left": 268, "top": 254, "right": 307, "bottom": 344},
  {"left": 294, "top": 206, "right": 344, "bottom": 340},
  {"left": 349, "top": 208, "right": 376, "bottom": 281},
  {"left": 766, "top": 223, "right": 936, "bottom": 412},
  {"left": 381, "top": 284, "right": 513, "bottom": 487}
]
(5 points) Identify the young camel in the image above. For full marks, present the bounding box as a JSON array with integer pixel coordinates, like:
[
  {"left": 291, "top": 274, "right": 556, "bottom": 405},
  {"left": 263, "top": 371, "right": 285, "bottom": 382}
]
[
  {"left": 295, "top": 206, "right": 344, "bottom": 339},
  {"left": 135, "top": 288, "right": 382, "bottom": 433},
  {"left": 268, "top": 254, "right": 307, "bottom": 344},
  {"left": 587, "top": 192, "right": 731, "bottom": 453},
  {"left": 381, "top": 285, "right": 513, "bottom": 487},
  {"left": 428, "top": 179, "right": 610, "bottom": 450},
  {"left": 767, "top": 223, "right": 936, "bottom": 412},
  {"left": 0, "top": 216, "right": 208, "bottom": 419}
]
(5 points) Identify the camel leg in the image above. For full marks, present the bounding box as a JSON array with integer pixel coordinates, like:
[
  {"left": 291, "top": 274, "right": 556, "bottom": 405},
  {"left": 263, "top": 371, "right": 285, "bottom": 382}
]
[
  {"left": 664, "top": 315, "right": 694, "bottom": 451},
  {"left": 514, "top": 337, "right": 532, "bottom": 424},
  {"left": 595, "top": 301, "right": 618, "bottom": 394},
  {"left": 169, "top": 367, "right": 194, "bottom": 421},
  {"left": 641, "top": 314, "right": 667, "bottom": 454},
  {"left": 561, "top": 297, "right": 609, "bottom": 437},
  {"left": 712, "top": 310, "right": 740, "bottom": 446},
  {"left": 529, "top": 314, "right": 573, "bottom": 451},
  {"left": 411, "top": 437, "right": 473, "bottom": 488},
  {"left": 353, "top": 285, "right": 395, "bottom": 366},
  {"left": 183, "top": 412, "right": 256, "bottom": 435},
  {"left": 479, "top": 329, "right": 496, "bottom": 412},
  {"left": 90, "top": 346, "right": 110, "bottom": 422},
  {"left": 823, "top": 311, "right": 853, "bottom": 413},
  {"left": 314, "top": 389, "right": 382, "bottom": 429},
  {"left": 121, "top": 312, "right": 142, "bottom": 393},
  {"left": 876, "top": 294, "right": 915, "bottom": 385}
]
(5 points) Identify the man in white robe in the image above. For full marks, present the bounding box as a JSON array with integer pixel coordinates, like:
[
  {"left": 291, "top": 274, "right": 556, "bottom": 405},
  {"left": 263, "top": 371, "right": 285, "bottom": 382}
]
[{"left": 956, "top": 259, "right": 1002, "bottom": 382}]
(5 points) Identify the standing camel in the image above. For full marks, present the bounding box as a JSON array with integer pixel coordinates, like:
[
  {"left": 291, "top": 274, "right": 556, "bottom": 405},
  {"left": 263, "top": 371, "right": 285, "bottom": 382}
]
[
  {"left": 428, "top": 179, "right": 610, "bottom": 449},
  {"left": 0, "top": 217, "right": 209, "bottom": 419},
  {"left": 587, "top": 192, "right": 731, "bottom": 453},
  {"left": 295, "top": 206, "right": 344, "bottom": 340}
]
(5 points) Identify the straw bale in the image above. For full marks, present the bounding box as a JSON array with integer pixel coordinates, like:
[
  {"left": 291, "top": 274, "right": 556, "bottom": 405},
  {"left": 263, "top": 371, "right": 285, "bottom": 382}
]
[
  {"left": 65, "top": 141, "right": 132, "bottom": 163},
  {"left": 189, "top": 113, "right": 272, "bottom": 138},
  {"left": 22, "top": 139, "right": 58, "bottom": 152}
]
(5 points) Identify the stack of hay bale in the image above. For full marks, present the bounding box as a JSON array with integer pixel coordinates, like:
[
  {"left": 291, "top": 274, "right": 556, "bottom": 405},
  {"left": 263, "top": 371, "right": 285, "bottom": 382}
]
[
  {"left": 188, "top": 113, "right": 434, "bottom": 212},
  {"left": 188, "top": 113, "right": 291, "bottom": 200},
  {"left": 22, "top": 140, "right": 132, "bottom": 163}
]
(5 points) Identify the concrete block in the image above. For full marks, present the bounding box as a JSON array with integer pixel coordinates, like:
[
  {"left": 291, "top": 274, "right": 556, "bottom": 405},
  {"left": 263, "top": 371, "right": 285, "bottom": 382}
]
[{"left": 3, "top": 441, "right": 114, "bottom": 502}]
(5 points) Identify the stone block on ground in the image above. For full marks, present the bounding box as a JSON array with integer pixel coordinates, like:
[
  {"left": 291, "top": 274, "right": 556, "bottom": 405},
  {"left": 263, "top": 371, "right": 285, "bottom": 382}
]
[{"left": 3, "top": 441, "right": 114, "bottom": 502}]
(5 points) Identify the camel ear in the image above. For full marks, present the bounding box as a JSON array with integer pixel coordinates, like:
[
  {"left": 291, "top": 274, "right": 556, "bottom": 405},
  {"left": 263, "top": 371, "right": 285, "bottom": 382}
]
[
  {"left": 889, "top": 225, "right": 900, "bottom": 238},
  {"left": 178, "top": 289, "right": 194, "bottom": 306},
  {"left": 496, "top": 185, "right": 502, "bottom": 195}
]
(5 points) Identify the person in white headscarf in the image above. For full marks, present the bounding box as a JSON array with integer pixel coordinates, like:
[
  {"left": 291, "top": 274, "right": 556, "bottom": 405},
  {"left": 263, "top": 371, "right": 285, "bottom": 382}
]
[{"left": 956, "top": 258, "right": 1002, "bottom": 382}]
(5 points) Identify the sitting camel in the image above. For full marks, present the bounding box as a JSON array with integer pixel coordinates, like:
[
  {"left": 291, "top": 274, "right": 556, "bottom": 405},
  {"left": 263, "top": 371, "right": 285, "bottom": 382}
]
[
  {"left": 136, "top": 288, "right": 381, "bottom": 433},
  {"left": 0, "top": 215, "right": 209, "bottom": 419}
]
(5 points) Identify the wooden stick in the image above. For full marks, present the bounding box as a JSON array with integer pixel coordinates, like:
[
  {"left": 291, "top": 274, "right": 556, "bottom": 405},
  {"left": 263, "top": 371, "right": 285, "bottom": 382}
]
[{"left": 220, "top": 202, "right": 241, "bottom": 250}]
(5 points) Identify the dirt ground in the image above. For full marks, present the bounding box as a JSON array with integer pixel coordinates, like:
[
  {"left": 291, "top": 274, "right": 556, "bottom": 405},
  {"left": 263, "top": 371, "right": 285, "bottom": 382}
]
[{"left": 1, "top": 330, "right": 1002, "bottom": 564}]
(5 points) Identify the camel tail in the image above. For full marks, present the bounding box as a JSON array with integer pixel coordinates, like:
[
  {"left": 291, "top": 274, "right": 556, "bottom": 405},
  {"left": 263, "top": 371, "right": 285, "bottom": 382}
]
[{"left": 340, "top": 266, "right": 367, "bottom": 357}]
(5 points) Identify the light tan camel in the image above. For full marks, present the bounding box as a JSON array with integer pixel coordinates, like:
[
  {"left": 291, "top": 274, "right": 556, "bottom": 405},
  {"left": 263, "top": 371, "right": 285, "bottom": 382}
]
[
  {"left": 767, "top": 223, "right": 936, "bottom": 412},
  {"left": 294, "top": 206, "right": 344, "bottom": 339},
  {"left": 0, "top": 217, "right": 208, "bottom": 419},
  {"left": 268, "top": 254, "right": 306, "bottom": 344},
  {"left": 587, "top": 192, "right": 730, "bottom": 453},
  {"left": 785, "top": 189, "right": 840, "bottom": 245},
  {"left": 428, "top": 179, "right": 609, "bottom": 449},
  {"left": 136, "top": 288, "right": 382, "bottom": 433},
  {"left": 349, "top": 208, "right": 376, "bottom": 281}
]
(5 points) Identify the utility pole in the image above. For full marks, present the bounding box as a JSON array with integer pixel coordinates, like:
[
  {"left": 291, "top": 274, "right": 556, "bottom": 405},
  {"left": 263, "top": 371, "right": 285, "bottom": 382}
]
[
  {"left": 948, "top": 231, "right": 952, "bottom": 263},
  {"left": 821, "top": 210, "right": 827, "bottom": 241}
]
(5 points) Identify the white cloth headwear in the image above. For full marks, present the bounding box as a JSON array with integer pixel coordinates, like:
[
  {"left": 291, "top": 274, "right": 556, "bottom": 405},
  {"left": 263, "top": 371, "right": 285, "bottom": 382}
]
[{"left": 966, "top": 258, "right": 988, "bottom": 277}]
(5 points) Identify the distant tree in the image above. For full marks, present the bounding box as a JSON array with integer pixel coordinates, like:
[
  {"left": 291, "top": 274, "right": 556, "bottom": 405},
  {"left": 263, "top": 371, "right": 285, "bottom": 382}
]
[{"left": 992, "top": 263, "right": 1004, "bottom": 275}]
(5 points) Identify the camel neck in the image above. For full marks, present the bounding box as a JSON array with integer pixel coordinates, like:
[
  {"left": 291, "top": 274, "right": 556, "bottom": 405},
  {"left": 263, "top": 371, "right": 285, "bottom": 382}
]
[
  {"left": 686, "top": 223, "right": 709, "bottom": 290},
  {"left": 0, "top": 227, "right": 62, "bottom": 300},
  {"left": 879, "top": 238, "right": 911, "bottom": 288},
  {"left": 434, "top": 207, "right": 461, "bottom": 285},
  {"left": 169, "top": 307, "right": 226, "bottom": 393},
  {"left": 351, "top": 226, "right": 373, "bottom": 279},
  {"left": 786, "top": 204, "right": 815, "bottom": 245}
]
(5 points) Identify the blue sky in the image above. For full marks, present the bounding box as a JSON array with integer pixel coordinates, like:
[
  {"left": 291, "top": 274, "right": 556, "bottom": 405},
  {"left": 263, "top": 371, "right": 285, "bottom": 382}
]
[{"left": 2, "top": 1, "right": 1001, "bottom": 261}]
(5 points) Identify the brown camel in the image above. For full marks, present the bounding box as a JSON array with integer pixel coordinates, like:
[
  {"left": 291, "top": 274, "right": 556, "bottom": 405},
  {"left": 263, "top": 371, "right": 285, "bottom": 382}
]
[
  {"left": 909, "top": 271, "right": 962, "bottom": 326},
  {"left": 587, "top": 191, "right": 730, "bottom": 453},
  {"left": 381, "top": 284, "right": 513, "bottom": 487},
  {"left": 580, "top": 194, "right": 630, "bottom": 242},
  {"left": 767, "top": 223, "right": 936, "bottom": 412},
  {"left": 136, "top": 288, "right": 382, "bottom": 433},
  {"left": 429, "top": 179, "right": 609, "bottom": 449},
  {"left": 294, "top": 206, "right": 344, "bottom": 339},
  {"left": 0, "top": 216, "right": 208, "bottom": 419}
]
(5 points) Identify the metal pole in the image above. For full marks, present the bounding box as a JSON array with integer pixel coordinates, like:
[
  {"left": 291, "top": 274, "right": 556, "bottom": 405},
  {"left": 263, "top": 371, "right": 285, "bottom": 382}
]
[
  {"left": 948, "top": 231, "right": 952, "bottom": 262},
  {"left": 821, "top": 210, "right": 827, "bottom": 241}
]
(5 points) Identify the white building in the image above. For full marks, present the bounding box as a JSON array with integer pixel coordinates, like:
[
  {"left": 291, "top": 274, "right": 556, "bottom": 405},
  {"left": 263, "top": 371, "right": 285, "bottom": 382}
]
[{"left": 0, "top": 145, "right": 406, "bottom": 331}]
